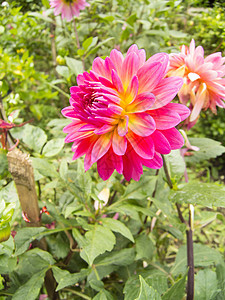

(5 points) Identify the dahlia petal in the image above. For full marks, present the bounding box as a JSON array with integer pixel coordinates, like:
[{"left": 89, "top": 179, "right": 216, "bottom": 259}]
[
  {"left": 128, "top": 113, "right": 156, "bottom": 136},
  {"left": 117, "top": 115, "right": 129, "bottom": 136},
  {"left": 127, "top": 131, "right": 155, "bottom": 159},
  {"left": 127, "top": 44, "right": 146, "bottom": 67},
  {"left": 63, "top": 119, "right": 84, "bottom": 133},
  {"left": 151, "top": 77, "right": 183, "bottom": 109},
  {"left": 92, "top": 57, "right": 106, "bottom": 77},
  {"left": 146, "top": 53, "right": 169, "bottom": 77},
  {"left": 111, "top": 69, "right": 124, "bottom": 93},
  {"left": 72, "top": 139, "right": 89, "bottom": 160},
  {"left": 105, "top": 57, "right": 116, "bottom": 80},
  {"left": 161, "top": 128, "right": 184, "bottom": 150},
  {"left": 124, "top": 75, "right": 139, "bottom": 105},
  {"left": 91, "top": 133, "right": 112, "bottom": 163},
  {"left": 151, "top": 130, "right": 171, "bottom": 154},
  {"left": 149, "top": 107, "right": 181, "bottom": 130},
  {"left": 121, "top": 52, "right": 139, "bottom": 88},
  {"left": 65, "top": 131, "right": 94, "bottom": 143},
  {"left": 126, "top": 92, "right": 155, "bottom": 112},
  {"left": 142, "top": 152, "right": 163, "bottom": 169},
  {"left": 165, "top": 103, "right": 190, "bottom": 121},
  {"left": 99, "top": 76, "right": 115, "bottom": 89},
  {"left": 137, "top": 62, "right": 164, "bottom": 93},
  {"left": 109, "top": 49, "right": 124, "bottom": 76},
  {"left": 112, "top": 130, "right": 127, "bottom": 155},
  {"left": 94, "top": 124, "right": 114, "bottom": 135},
  {"left": 97, "top": 148, "right": 123, "bottom": 180},
  {"left": 123, "top": 146, "right": 143, "bottom": 181}
]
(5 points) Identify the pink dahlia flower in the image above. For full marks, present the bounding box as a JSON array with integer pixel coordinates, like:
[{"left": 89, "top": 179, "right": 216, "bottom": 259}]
[
  {"left": 49, "top": 0, "right": 90, "bottom": 21},
  {"left": 62, "top": 45, "right": 190, "bottom": 181},
  {"left": 167, "top": 39, "right": 225, "bottom": 123}
]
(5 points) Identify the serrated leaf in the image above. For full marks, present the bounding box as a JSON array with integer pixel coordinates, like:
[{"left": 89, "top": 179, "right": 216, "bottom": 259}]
[
  {"left": 135, "top": 276, "right": 161, "bottom": 300},
  {"left": 162, "top": 272, "right": 187, "bottom": 300},
  {"left": 185, "top": 138, "right": 225, "bottom": 164},
  {"left": 100, "top": 218, "right": 134, "bottom": 242},
  {"left": 12, "top": 269, "right": 46, "bottom": 300},
  {"left": 135, "top": 234, "right": 155, "bottom": 261},
  {"left": 21, "top": 124, "right": 47, "bottom": 153},
  {"left": 171, "top": 244, "right": 223, "bottom": 276},
  {"left": 170, "top": 182, "right": 225, "bottom": 208},
  {"left": 80, "top": 225, "right": 116, "bottom": 266},
  {"left": 42, "top": 138, "right": 64, "bottom": 157},
  {"left": 95, "top": 248, "right": 135, "bottom": 267},
  {"left": 52, "top": 267, "right": 90, "bottom": 291},
  {"left": 194, "top": 269, "right": 218, "bottom": 300}
]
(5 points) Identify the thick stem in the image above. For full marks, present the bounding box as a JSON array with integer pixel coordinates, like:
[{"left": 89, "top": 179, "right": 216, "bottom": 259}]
[{"left": 187, "top": 207, "right": 194, "bottom": 300}]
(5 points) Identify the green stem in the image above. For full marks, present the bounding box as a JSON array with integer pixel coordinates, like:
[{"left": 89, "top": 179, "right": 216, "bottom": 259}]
[{"left": 64, "top": 288, "right": 91, "bottom": 300}]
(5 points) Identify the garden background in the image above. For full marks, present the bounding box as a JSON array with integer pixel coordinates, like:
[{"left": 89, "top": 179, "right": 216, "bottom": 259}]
[{"left": 0, "top": 0, "right": 225, "bottom": 299}]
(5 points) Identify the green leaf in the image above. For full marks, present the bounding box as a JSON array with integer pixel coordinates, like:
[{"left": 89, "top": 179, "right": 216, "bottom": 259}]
[
  {"left": 215, "top": 263, "right": 225, "bottom": 300},
  {"left": 31, "top": 157, "right": 59, "bottom": 178},
  {"left": 93, "top": 289, "right": 114, "bottom": 300},
  {"left": 83, "top": 37, "right": 93, "bottom": 51},
  {"left": 42, "top": 138, "right": 64, "bottom": 157},
  {"left": 89, "top": 279, "right": 104, "bottom": 292},
  {"left": 14, "top": 227, "right": 46, "bottom": 256},
  {"left": 170, "top": 182, "right": 225, "bottom": 208},
  {"left": 80, "top": 225, "right": 116, "bottom": 266},
  {"left": 12, "top": 269, "right": 46, "bottom": 300},
  {"left": 56, "top": 65, "right": 71, "bottom": 79},
  {"left": 66, "top": 57, "right": 83, "bottom": 76},
  {"left": 52, "top": 267, "right": 90, "bottom": 291},
  {"left": 14, "top": 227, "right": 67, "bottom": 256},
  {"left": 95, "top": 248, "right": 135, "bottom": 267},
  {"left": 185, "top": 138, "right": 225, "bottom": 164},
  {"left": 21, "top": 124, "right": 47, "bottom": 153},
  {"left": 122, "top": 176, "right": 157, "bottom": 200},
  {"left": 135, "top": 276, "right": 161, "bottom": 300},
  {"left": 28, "top": 12, "right": 54, "bottom": 23},
  {"left": 135, "top": 234, "right": 155, "bottom": 261},
  {"left": 194, "top": 269, "right": 218, "bottom": 300},
  {"left": 166, "top": 149, "right": 185, "bottom": 177},
  {"left": 171, "top": 244, "right": 223, "bottom": 276},
  {"left": 59, "top": 158, "right": 68, "bottom": 181},
  {"left": 100, "top": 218, "right": 134, "bottom": 242},
  {"left": 162, "top": 272, "right": 187, "bottom": 300}
]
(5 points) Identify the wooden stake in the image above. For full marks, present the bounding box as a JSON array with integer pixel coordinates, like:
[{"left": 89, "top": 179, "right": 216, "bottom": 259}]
[{"left": 7, "top": 148, "right": 40, "bottom": 226}]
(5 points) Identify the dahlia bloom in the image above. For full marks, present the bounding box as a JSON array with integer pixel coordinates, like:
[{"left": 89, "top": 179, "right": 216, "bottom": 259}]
[
  {"left": 49, "top": 0, "right": 90, "bottom": 21},
  {"left": 167, "top": 39, "right": 225, "bottom": 123},
  {"left": 62, "top": 45, "right": 190, "bottom": 181}
]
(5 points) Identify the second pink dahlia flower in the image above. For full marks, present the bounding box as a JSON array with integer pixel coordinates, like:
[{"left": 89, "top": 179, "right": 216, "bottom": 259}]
[
  {"left": 49, "top": 0, "right": 90, "bottom": 21},
  {"left": 62, "top": 45, "right": 190, "bottom": 181},
  {"left": 167, "top": 39, "right": 225, "bottom": 123}
]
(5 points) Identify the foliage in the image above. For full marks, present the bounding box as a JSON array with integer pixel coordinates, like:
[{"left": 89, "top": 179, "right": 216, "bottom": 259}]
[{"left": 0, "top": 0, "right": 225, "bottom": 299}]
